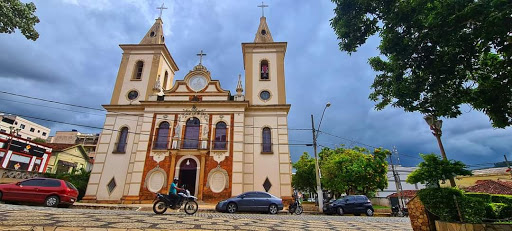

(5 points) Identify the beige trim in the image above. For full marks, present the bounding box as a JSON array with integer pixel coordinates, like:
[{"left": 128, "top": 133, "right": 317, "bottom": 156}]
[
  {"left": 144, "top": 54, "right": 161, "bottom": 101},
  {"left": 244, "top": 51, "right": 253, "bottom": 104},
  {"left": 120, "top": 44, "right": 178, "bottom": 71},
  {"left": 110, "top": 55, "right": 130, "bottom": 104},
  {"left": 276, "top": 52, "right": 286, "bottom": 104}
]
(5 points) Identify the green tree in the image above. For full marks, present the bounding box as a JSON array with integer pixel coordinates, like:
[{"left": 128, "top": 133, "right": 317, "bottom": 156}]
[
  {"left": 0, "top": 0, "right": 40, "bottom": 40},
  {"left": 292, "top": 152, "right": 316, "bottom": 193},
  {"left": 32, "top": 137, "right": 46, "bottom": 143},
  {"left": 406, "top": 153, "right": 472, "bottom": 188},
  {"left": 320, "top": 146, "right": 388, "bottom": 197},
  {"left": 330, "top": 0, "right": 512, "bottom": 128}
]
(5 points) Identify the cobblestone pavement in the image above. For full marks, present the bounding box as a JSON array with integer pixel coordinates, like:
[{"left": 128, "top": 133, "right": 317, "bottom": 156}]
[{"left": 0, "top": 204, "right": 412, "bottom": 230}]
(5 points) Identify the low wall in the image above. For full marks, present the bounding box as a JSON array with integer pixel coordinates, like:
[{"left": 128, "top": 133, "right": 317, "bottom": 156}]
[
  {"left": 436, "top": 220, "right": 512, "bottom": 231},
  {"left": 371, "top": 197, "right": 391, "bottom": 207},
  {"left": 0, "top": 168, "right": 41, "bottom": 184},
  {"left": 407, "top": 196, "right": 436, "bottom": 231}
]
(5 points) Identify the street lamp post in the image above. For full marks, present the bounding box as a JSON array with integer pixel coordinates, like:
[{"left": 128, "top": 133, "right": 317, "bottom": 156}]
[
  {"left": 424, "top": 114, "right": 456, "bottom": 187},
  {"left": 311, "top": 102, "right": 331, "bottom": 212}
]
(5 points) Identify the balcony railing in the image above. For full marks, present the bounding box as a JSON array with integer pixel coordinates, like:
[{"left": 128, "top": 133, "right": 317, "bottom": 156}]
[
  {"left": 153, "top": 141, "right": 168, "bottom": 150},
  {"left": 182, "top": 139, "right": 199, "bottom": 149},
  {"left": 213, "top": 141, "right": 227, "bottom": 150}
]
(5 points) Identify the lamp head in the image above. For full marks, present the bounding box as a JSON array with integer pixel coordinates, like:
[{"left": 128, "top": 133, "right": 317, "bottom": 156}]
[{"left": 326, "top": 102, "right": 331, "bottom": 108}]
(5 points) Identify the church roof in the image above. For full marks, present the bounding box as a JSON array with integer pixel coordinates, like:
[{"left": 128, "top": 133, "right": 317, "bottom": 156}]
[
  {"left": 140, "top": 18, "right": 165, "bottom": 45},
  {"left": 254, "top": 17, "right": 273, "bottom": 43}
]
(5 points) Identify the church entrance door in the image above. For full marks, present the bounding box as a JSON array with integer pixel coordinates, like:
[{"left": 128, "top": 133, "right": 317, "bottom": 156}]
[{"left": 178, "top": 158, "right": 197, "bottom": 196}]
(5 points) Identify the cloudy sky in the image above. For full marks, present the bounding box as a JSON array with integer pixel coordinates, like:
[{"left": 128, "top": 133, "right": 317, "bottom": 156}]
[{"left": 1, "top": 0, "right": 511, "bottom": 168}]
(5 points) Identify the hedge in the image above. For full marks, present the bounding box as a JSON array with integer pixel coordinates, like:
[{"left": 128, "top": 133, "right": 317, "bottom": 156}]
[
  {"left": 466, "top": 193, "right": 492, "bottom": 203},
  {"left": 418, "top": 188, "right": 490, "bottom": 223}
]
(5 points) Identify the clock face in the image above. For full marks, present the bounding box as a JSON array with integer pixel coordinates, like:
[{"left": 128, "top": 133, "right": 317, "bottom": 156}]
[
  {"left": 189, "top": 75, "right": 207, "bottom": 92},
  {"left": 127, "top": 90, "right": 139, "bottom": 100},
  {"left": 260, "top": 90, "right": 271, "bottom": 101}
]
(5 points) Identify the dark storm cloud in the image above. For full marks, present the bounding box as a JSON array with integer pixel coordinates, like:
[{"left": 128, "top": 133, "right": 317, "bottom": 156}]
[{"left": 0, "top": 0, "right": 511, "bottom": 167}]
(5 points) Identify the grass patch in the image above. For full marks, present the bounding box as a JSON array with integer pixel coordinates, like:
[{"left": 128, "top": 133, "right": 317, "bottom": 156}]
[{"left": 373, "top": 205, "right": 391, "bottom": 209}]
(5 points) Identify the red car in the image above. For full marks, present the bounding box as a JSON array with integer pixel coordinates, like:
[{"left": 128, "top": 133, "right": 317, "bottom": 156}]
[{"left": 0, "top": 178, "right": 78, "bottom": 207}]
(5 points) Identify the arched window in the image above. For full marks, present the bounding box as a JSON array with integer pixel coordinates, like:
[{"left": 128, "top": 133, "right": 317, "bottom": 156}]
[
  {"left": 262, "top": 127, "right": 272, "bottom": 153},
  {"left": 115, "top": 127, "right": 128, "bottom": 153},
  {"left": 154, "top": 122, "right": 169, "bottom": 150},
  {"left": 213, "top": 122, "right": 227, "bottom": 150},
  {"left": 163, "top": 71, "right": 169, "bottom": 90},
  {"left": 260, "top": 60, "right": 269, "bottom": 80},
  {"left": 133, "top": 61, "right": 144, "bottom": 80},
  {"left": 183, "top": 118, "right": 200, "bottom": 149}
]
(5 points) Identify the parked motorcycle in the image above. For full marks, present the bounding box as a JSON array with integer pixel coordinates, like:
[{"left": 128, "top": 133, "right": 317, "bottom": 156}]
[
  {"left": 153, "top": 188, "right": 198, "bottom": 215},
  {"left": 288, "top": 197, "right": 303, "bottom": 215},
  {"left": 391, "top": 205, "right": 409, "bottom": 217}
]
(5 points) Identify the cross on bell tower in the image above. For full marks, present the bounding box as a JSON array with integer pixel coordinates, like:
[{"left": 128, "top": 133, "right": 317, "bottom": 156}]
[
  {"left": 196, "top": 50, "right": 207, "bottom": 65},
  {"left": 257, "top": 1, "right": 269, "bottom": 17},
  {"left": 157, "top": 2, "right": 168, "bottom": 18}
]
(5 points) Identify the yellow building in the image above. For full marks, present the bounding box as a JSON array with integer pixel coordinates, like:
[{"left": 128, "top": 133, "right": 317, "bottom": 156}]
[
  {"left": 45, "top": 143, "right": 91, "bottom": 174},
  {"left": 83, "top": 12, "right": 293, "bottom": 203}
]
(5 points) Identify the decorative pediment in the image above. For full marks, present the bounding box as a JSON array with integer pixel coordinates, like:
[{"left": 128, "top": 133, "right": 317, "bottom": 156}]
[{"left": 164, "top": 64, "right": 230, "bottom": 101}]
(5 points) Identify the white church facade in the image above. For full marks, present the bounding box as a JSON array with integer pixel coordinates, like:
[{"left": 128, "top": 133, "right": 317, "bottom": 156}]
[{"left": 83, "top": 13, "right": 293, "bottom": 203}]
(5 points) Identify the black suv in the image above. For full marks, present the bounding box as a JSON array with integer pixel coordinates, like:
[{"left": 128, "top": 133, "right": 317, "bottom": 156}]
[{"left": 323, "top": 195, "right": 374, "bottom": 216}]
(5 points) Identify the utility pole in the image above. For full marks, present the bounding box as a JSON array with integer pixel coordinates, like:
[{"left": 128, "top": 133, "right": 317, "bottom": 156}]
[
  {"left": 390, "top": 147, "right": 404, "bottom": 215},
  {"left": 504, "top": 155, "right": 512, "bottom": 179},
  {"left": 311, "top": 114, "right": 324, "bottom": 212}
]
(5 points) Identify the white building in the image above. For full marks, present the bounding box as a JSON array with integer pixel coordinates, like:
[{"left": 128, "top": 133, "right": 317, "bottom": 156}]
[
  {"left": 0, "top": 114, "right": 50, "bottom": 141},
  {"left": 373, "top": 165, "right": 425, "bottom": 206}
]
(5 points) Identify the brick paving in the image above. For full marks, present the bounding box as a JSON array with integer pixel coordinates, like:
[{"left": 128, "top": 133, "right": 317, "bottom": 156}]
[{"left": 0, "top": 204, "right": 412, "bottom": 230}]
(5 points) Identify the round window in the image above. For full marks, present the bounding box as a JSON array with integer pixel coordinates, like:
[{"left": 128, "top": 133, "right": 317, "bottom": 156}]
[
  {"left": 150, "top": 31, "right": 156, "bottom": 37},
  {"left": 127, "top": 90, "right": 139, "bottom": 100},
  {"left": 260, "top": 91, "right": 271, "bottom": 101},
  {"left": 261, "top": 29, "right": 267, "bottom": 35}
]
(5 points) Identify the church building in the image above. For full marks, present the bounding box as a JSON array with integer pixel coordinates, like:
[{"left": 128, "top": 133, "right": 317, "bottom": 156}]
[{"left": 84, "top": 9, "right": 293, "bottom": 203}]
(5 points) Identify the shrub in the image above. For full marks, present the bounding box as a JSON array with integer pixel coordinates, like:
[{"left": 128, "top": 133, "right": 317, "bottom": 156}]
[
  {"left": 460, "top": 196, "right": 486, "bottom": 223},
  {"left": 466, "top": 193, "right": 492, "bottom": 203},
  {"left": 418, "top": 188, "right": 464, "bottom": 222},
  {"left": 44, "top": 168, "right": 90, "bottom": 201},
  {"left": 418, "top": 188, "right": 488, "bottom": 223},
  {"left": 491, "top": 195, "right": 512, "bottom": 206}
]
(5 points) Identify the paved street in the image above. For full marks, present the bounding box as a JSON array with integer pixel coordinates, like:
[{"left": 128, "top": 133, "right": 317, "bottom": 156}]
[{"left": 0, "top": 204, "right": 412, "bottom": 230}]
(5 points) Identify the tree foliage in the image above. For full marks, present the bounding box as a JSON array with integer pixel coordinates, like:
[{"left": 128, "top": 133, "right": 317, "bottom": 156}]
[
  {"left": 319, "top": 146, "right": 388, "bottom": 197},
  {"left": 406, "top": 153, "right": 472, "bottom": 187},
  {"left": 0, "top": 0, "right": 40, "bottom": 40},
  {"left": 330, "top": 0, "right": 512, "bottom": 127},
  {"left": 45, "top": 168, "right": 91, "bottom": 201},
  {"left": 32, "top": 137, "right": 46, "bottom": 143},
  {"left": 292, "top": 152, "right": 317, "bottom": 193}
]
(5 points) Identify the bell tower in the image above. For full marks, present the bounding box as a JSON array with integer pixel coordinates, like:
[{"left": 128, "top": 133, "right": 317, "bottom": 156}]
[
  {"left": 242, "top": 9, "right": 287, "bottom": 105},
  {"left": 110, "top": 14, "right": 178, "bottom": 105}
]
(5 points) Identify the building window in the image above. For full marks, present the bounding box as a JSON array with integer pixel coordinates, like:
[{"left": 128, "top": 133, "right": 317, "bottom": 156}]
[
  {"left": 262, "top": 127, "right": 272, "bottom": 153},
  {"left": 183, "top": 117, "right": 200, "bottom": 149},
  {"left": 133, "top": 61, "right": 144, "bottom": 80},
  {"left": 107, "top": 177, "right": 117, "bottom": 194},
  {"left": 30, "top": 128, "right": 35, "bottom": 132},
  {"left": 0, "top": 129, "right": 5, "bottom": 133},
  {"left": 213, "top": 122, "right": 227, "bottom": 150},
  {"left": 1, "top": 117, "right": 14, "bottom": 124},
  {"left": 163, "top": 71, "right": 169, "bottom": 90},
  {"left": 153, "top": 122, "right": 170, "bottom": 150},
  {"left": 27, "top": 137, "right": 31, "bottom": 140},
  {"left": 42, "top": 132, "right": 47, "bottom": 136},
  {"left": 115, "top": 127, "right": 128, "bottom": 153},
  {"left": 20, "top": 124, "right": 25, "bottom": 129},
  {"left": 260, "top": 60, "right": 269, "bottom": 80}
]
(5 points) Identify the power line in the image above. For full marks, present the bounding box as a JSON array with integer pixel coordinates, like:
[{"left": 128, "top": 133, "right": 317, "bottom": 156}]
[
  {"left": 0, "top": 91, "right": 311, "bottom": 131},
  {"left": 0, "top": 110, "right": 311, "bottom": 146}
]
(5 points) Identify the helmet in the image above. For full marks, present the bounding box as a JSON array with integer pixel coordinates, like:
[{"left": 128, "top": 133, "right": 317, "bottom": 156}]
[{"left": 173, "top": 177, "right": 178, "bottom": 183}]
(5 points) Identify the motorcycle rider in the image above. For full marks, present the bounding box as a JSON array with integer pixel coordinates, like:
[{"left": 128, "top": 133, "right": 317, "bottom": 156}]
[{"left": 168, "top": 178, "right": 183, "bottom": 207}]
